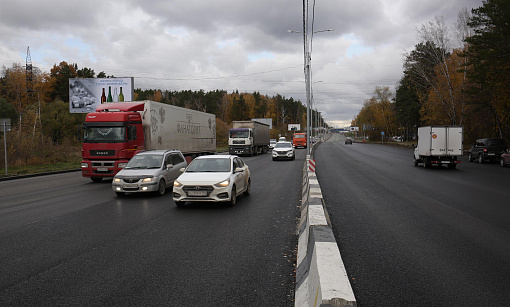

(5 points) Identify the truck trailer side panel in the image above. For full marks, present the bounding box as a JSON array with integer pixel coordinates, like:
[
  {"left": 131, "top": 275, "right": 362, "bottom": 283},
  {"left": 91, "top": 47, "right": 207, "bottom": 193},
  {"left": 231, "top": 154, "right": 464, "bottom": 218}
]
[{"left": 141, "top": 100, "right": 216, "bottom": 154}]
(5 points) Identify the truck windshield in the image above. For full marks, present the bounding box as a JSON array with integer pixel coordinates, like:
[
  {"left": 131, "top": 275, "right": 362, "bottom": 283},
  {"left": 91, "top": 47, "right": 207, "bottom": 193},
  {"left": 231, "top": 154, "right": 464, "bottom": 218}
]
[
  {"left": 229, "top": 130, "right": 249, "bottom": 138},
  {"left": 83, "top": 126, "right": 126, "bottom": 143}
]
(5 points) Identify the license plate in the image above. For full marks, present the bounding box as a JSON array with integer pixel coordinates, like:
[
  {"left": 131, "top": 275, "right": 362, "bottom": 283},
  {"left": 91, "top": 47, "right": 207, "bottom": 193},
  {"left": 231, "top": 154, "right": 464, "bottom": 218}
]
[
  {"left": 97, "top": 167, "right": 108, "bottom": 172},
  {"left": 123, "top": 184, "right": 137, "bottom": 189},
  {"left": 188, "top": 191, "right": 207, "bottom": 196}
]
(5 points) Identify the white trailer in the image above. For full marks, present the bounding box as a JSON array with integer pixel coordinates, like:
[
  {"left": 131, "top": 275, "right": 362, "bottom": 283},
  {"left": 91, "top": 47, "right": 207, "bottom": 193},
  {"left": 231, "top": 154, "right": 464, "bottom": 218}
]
[
  {"left": 139, "top": 100, "right": 216, "bottom": 155},
  {"left": 413, "top": 126, "right": 463, "bottom": 168}
]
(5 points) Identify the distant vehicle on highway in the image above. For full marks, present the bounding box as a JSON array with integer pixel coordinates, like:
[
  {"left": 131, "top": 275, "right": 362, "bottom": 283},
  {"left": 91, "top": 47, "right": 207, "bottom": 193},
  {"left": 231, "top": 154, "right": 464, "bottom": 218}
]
[
  {"left": 272, "top": 141, "right": 295, "bottom": 161},
  {"left": 292, "top": 133, "right": 307, "bottom": 148},
  {"left": 172, "top": 155, "right": 250, "bottom": 207},
  {"left": 112, "top": 150, "right": 187, "bottom": 196},
  {"left": 468, "top": 138, "right": 507, "bottom": 164},
  {"left": 500, "top": 149, "right": 510, "bottom": 167},
  {"left": 413, "top": 126, "right": 463, "bottom": 169},
  {"left": 345, "top": 137, "right": 353, "bottom": 145},
  {"left": 278, "top": 137, "right": 286, "bottom": 142},
  {"left": 269, "top": 139, "right": 277, "bottom": 150},
  {"left": 228, "top": 120, "right": 270, "bottom": 156}
]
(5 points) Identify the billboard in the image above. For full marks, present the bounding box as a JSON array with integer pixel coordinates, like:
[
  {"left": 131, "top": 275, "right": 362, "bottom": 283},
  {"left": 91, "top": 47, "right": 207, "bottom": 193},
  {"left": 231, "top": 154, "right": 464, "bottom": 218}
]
[
  {"left": 288, "top": 124, "right": 301, "bottom": 131},
  {"left": 350, "top": 126, "right": 359, "bottom": 132},
  {"left": 69, "top": 78, "right": 134, "bottom": 113}
]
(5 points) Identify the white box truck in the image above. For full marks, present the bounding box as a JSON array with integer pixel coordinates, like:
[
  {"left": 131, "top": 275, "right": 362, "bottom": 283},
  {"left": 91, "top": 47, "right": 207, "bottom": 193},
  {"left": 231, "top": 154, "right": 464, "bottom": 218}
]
[
  {"left": 81, "top": 100, "right": 216, "bottom": 181},
  {"left": 413, "top": 126, "right": 463, "bottom": 168},
  {"left": 228, "top": 120, "right": 270, "bottom": 156}
]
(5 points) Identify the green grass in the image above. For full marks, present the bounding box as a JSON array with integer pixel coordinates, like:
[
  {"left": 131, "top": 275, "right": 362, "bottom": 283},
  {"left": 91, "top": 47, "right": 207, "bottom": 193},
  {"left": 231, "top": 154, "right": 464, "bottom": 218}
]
[
  {"left": 0, "top": 161, "right": 81, "bottom": 178},
  {"left": 0, "top": 147, "right": 232, "bottom": 178}
]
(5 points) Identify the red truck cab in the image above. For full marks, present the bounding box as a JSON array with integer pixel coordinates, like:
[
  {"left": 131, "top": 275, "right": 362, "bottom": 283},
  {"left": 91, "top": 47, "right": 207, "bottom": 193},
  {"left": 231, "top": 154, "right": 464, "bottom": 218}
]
[
  {"left": 292, "top": 133, "right": 307, "bottom": 148},
  {"left": 81, "top": 103, "right": 145, "bottom": 182}
]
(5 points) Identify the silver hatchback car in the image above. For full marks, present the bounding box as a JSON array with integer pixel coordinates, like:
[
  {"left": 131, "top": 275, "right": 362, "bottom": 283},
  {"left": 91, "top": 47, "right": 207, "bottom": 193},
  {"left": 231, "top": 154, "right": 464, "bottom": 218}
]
[{"left": 112, "top": 150, "right": 188, "bottom": 196}]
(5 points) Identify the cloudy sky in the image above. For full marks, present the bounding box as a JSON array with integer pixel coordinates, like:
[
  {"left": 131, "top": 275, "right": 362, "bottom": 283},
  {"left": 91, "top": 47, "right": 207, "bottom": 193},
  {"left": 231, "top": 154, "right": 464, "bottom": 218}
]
[{"left": 0, "top": 0, "right": 483, "bottom": 127}]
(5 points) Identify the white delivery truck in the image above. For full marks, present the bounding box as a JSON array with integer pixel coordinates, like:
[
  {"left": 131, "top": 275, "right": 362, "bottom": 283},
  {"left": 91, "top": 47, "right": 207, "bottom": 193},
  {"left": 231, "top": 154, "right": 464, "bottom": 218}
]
[
  {"left": 413, "top": 126, "right": 463, "bottom": 169},
  {"left": 228, "top": 120, "right": 270, "bottom": 156},
  {"left": 81, "top": 100, "right": 216, "bottom": 181}
]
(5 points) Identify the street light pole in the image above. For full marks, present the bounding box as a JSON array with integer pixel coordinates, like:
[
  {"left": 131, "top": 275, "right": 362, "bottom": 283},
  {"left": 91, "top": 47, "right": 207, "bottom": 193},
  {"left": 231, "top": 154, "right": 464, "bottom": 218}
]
[{"left": 288, "top": 29, "right": 333, "bottom": 156}]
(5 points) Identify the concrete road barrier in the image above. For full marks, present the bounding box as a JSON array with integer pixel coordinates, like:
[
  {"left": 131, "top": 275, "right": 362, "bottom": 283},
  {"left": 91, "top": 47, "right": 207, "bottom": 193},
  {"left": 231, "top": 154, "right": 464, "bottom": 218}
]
[{"left": 295, "top": 142, "right": 356, "bottom": 307}]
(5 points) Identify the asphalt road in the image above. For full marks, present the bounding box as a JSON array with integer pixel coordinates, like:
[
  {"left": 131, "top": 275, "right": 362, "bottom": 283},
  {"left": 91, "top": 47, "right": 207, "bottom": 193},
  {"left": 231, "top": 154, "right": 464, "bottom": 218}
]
[
  {"left": 316, "top": 134, "right": 510, "bottom": 306},
  {"left": 0, "top": 150, "right": 305, "bottom": 306}
]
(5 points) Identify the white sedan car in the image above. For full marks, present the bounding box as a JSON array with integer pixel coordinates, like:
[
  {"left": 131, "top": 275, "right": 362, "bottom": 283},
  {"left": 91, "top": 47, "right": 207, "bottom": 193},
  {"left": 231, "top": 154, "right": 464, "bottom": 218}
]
[
  {"left": 172, "top": 155, "right": 251, "bottom": 207},
  {"left": 272, "top": 141, "right": 295, "bottom": 161}
]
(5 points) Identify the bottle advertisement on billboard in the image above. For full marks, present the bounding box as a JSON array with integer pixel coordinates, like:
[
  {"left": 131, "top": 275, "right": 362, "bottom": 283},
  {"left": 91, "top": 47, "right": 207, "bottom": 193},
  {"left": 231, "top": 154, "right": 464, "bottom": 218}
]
[{"left": 68, "top": 78, "right": 134, "bottom": 113}]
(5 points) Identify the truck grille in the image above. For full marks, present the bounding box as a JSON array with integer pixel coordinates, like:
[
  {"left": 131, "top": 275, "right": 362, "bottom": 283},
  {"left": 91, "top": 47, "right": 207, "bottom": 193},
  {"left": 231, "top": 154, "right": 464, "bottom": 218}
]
[
  {"left": 233, "top": 140, "right": 245, "bottom": 144},
  {"left": 91, "top": 161, "right": 115, "bottom": 167},
  {"left": 90, "top": 150, "right": 115, "bottom": 156}
]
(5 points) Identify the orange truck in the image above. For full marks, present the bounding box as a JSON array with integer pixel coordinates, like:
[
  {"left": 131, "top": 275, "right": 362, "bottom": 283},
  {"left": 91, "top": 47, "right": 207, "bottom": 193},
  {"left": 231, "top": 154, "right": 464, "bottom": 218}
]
[{"left": 292, "top": 133, "right": 307, "bottom": 148}]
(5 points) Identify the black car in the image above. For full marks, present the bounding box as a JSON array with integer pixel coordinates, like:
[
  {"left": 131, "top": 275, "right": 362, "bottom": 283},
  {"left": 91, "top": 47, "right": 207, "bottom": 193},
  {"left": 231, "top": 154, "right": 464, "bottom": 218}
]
[
  {"left": 468, "top": 138, "right": 508, "bottom": 163},
  {"left": 345, "top": 137, "right": 353, "bottom": 145}
]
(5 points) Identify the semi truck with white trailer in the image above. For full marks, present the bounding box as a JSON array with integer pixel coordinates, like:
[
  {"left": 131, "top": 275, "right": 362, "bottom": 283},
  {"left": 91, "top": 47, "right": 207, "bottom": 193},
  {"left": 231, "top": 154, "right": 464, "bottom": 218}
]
[
  {"left": 228, "top": 120, "right": 270, "bottom": 156},
  {"left": 413, "top": 126, "right": 463, "bottom": 169},
  {"left": 81, "top": 100, "right": 216, "bottom": 182}
]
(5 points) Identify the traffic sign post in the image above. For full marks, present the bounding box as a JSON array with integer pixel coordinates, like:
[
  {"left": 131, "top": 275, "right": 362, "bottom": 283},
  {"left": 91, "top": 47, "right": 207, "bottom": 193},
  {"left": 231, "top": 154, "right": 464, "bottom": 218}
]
[
  {"left": 381, "top": 131, "right": 385, "bottom": 143},
  {"left": 1, "top": 118, "right": 11, "bottom": 175}
]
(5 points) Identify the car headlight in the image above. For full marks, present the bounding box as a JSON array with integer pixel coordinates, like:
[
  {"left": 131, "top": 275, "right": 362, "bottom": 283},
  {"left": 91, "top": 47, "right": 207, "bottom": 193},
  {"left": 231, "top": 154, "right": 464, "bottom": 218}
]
[
  {"left": 113, "top": 178, "right": 121, "bottom": 183},
  {"left": 215, "top": 179, "right": 230, "bottom": 187},
  {"left": 173, "top": 180, "right": 182, "bottom": 187},
  {"left": 142, "top": 177, "right": 155, "bottom": 182}
]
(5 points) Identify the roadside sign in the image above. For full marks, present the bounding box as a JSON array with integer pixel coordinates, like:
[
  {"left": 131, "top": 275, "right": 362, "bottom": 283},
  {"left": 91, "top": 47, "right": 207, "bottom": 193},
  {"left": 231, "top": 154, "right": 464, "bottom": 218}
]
[
  {"left": 1, "top": 118, "right": 10, "bottom": 175},
  {"left": 0, "top": 118, "right": 11, "bottom": 132}
]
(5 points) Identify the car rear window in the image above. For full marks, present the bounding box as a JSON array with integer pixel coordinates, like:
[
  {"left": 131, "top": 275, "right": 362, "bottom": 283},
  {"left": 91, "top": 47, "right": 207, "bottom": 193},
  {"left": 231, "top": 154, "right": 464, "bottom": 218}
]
[{"left": 488, "top": 139, "right": 506, "bottom": 146}]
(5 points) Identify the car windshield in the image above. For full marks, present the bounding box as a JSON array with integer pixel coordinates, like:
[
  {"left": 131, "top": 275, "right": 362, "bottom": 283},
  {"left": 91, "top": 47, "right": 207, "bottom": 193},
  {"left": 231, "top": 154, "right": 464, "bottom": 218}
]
[
  {"left": 83, "top": 126, "right": 125, "bottom": 143},
  {"left": 294, "top": 135, "right": 305, "bottom": 139},
  {"left": 275, "top": 142, "right": 291, "bottom": 149},
  {"left": 125, "top": 154, "right": 163, "bottom": 169},
  {"left": 186, "top": 158, "right": 231, "bottom": 172}
]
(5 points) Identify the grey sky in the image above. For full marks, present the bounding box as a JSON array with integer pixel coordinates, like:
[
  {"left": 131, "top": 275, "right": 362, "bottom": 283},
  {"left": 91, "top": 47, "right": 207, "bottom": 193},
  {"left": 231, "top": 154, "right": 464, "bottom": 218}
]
[{"left": 0, "top": 0, "right": 484, "bottom": 127}]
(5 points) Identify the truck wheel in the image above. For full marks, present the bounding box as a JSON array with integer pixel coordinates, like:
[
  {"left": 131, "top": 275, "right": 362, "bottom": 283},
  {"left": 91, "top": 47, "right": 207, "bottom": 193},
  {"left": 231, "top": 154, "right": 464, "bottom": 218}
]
[
  {"left": 157, "top": 179, "right": 166, "bottom": 196},
  {"left": 91, "top": 177, "right": 103, "bottom": 183},
  {"left": 413, "top": 158, "right": 419, "bottom": 166},
  {"left": 423, "top": 157, "right": 430, "bottom": 168},
  {"left": 478, "top": 154, "right": 484, "bottom": 164}
]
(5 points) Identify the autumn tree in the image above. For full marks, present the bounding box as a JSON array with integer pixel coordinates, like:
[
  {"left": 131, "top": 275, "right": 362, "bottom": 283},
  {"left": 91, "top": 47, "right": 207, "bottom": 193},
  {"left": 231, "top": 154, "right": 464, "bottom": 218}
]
[
  {"left": 354, "top": 86, "right": 397, "bottom": 140},
  {"left": 49, "top": 61, "right": 78, "bottom": 102},
  {"left": 395, "top": 74, "right": 421, "bottom": 140},
  {"left": 230, "top": 94, "right": 249, "bottom": 121},
  {"left": 464, "top": 0, "right": 510, "bottom": 139},
  {"left": 0, "top": 96, "right": 18, "bottom": 125},
  {"left": 41, "top": 100, "right": 84, "bottom": 144}
]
